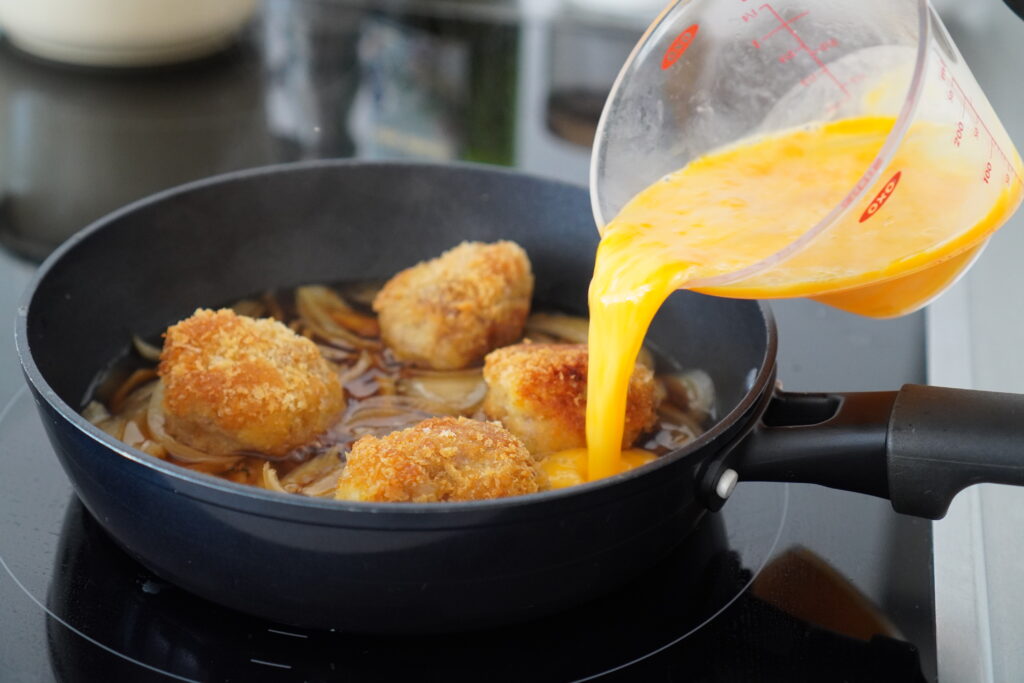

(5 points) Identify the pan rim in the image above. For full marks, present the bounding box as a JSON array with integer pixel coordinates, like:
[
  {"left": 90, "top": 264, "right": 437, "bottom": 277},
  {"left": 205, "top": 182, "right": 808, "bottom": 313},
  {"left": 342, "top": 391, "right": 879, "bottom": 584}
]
[{"left": 15, "top": 159, "right": 779, "bottom": 518}]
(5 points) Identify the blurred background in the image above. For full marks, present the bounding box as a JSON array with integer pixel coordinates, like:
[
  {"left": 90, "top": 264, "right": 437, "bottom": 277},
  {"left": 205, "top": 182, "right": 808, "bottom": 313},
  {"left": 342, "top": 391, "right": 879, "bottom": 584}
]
[
  {"left": 0, "top": 0, "right": 662, "bottom": 261},
  {"left": 0, "top": 0, "right": 1019, "bottom": 264}
]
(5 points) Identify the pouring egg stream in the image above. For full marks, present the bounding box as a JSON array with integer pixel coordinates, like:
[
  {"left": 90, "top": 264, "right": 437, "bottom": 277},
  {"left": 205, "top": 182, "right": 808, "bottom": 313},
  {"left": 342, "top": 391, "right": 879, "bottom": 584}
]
[{"left": 584, "top": 115, "right": 1024, "bottom": 481}]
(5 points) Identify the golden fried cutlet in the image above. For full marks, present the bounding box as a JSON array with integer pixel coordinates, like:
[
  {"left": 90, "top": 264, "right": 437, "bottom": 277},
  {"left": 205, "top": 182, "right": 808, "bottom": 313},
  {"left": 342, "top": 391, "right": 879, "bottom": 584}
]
[
  {"left": 159, "top": 308, "right": 345, "bottom": 457},
  {"left": 372, "top": 241, "right": 533, "bottom": 370},
  {"left": 335, "top": 416, "right": 543, "bottom": 502},
  {"left": 482, "top": 343, "right": 658, "bottom": 455}
]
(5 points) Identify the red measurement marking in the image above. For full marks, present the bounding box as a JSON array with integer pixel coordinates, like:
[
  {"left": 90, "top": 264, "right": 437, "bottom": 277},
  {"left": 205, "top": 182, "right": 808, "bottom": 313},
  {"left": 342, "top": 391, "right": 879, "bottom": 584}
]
[
  {"left": 758, "top": 9, "right": 808, "bottom": 41},
  {"left": 662, "top": 24, "right": 700, "bottom": 70},
  {"left": 936, "top": 51, "right": 1022, "bottom": 185},
  {"left": 954, "top": 121, "right": 964, "bottom": 148},
  {"left": 760, "top": 4, "right": 849, "bottom": 97},
  {"left": 816, "top": 37, "right": 840, "bottom": 54},
  {"left": 984, "top": 162, "right": 993, "bottom": 184},
  {"left": 860, "top": 171, "right": 901, "bottom": 223},
  {"left": 840, "top": 158, "right": 884, "bottom": 209},
  {"left": 778, "top": 48, "right": 798, "bottom": 64}
]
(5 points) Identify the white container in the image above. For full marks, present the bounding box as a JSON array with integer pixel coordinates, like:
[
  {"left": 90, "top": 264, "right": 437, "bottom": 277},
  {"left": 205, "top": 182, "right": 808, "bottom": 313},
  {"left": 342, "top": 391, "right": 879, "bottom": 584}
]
[{"left": 0, "top": 0, "right": 258, "bottom": 67}]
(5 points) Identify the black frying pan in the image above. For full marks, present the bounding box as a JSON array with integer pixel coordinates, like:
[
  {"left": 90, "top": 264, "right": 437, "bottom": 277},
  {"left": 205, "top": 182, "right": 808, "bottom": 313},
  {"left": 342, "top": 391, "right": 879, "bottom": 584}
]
[{"left": 15, "top": 161, "right": 1024, "bottom": 633}]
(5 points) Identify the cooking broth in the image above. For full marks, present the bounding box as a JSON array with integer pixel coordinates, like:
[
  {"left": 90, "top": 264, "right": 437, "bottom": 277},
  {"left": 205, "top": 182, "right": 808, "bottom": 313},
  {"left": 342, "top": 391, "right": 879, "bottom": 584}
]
[{"left": 85, "top": 282, "right": 714, "bottom": 499}]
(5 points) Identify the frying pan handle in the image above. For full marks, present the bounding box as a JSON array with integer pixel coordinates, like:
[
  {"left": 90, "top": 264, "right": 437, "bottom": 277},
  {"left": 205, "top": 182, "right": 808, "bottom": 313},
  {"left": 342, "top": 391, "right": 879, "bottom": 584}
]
[
  {"left": 723, "top": 385, "right": 1024, "bottom": 520},
  {"left": 888, "top": 385, "right": 1024, "bottom": 518},
  {"left": 1006, "top": 0, "right": 1024, "bottom": 21}
]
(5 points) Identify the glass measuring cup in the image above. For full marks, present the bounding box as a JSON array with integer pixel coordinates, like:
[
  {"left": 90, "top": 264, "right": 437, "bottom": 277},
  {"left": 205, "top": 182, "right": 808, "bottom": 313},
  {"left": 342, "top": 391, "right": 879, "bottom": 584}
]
[{"left": 591, "top": 0, "right": 1024, "bottom": 318}]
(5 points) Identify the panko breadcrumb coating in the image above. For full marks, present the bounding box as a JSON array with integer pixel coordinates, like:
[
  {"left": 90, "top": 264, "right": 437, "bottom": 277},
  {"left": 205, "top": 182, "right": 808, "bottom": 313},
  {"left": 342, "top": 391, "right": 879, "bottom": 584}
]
[
  {"left": 482, "top": 343, "right": 658, "bottom": 455},
  {"left": 372, "top": 241, "right": 534, "bottom": 370},
  {"left": 335, "top": 417, "right": 543, "bottom": 502},
  {"left": 158, "top": 308, "right": 345, "bottom": 457}
]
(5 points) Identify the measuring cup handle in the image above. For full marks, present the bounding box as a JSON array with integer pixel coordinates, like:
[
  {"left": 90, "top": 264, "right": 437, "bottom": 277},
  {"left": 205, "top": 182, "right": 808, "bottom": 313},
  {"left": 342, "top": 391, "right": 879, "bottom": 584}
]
[{"left": 726, "top": 385, "right": 1024, "bottom": 520}]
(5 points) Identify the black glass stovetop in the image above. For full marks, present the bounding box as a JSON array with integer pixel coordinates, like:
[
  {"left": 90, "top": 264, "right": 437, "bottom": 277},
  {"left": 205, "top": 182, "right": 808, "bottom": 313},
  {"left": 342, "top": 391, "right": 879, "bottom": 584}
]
[
  {"left": 0, "top": 385, "right": 932, "bottom": 683},
  {"left": 0, "top": 1, "right": 936, "bottom": 680}
]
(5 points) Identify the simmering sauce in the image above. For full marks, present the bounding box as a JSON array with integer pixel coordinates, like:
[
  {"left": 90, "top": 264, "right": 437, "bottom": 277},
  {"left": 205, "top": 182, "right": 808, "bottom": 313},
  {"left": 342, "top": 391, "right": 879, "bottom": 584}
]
[
  {"left": 88, "top": 284, "right": 714, "bottom": 496},
  {"left": 586, "top": 115, "right": 1023, "bottom": 480}
]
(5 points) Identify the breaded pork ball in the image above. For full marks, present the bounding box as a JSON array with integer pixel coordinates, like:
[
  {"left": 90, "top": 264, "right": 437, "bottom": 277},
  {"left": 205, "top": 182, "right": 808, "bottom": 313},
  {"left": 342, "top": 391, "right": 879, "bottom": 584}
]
[
  {"left": 158, "top": 308, "right": 345, "bottom": 457},
  {"left": 482, "top": 343, "right": 658, "bottom": 455},
  {"left": 335, "top": 417, "right": 543, "bottom": 503},
  {"left": 372, "top": 241, "right": 534, "bottom": 370}
]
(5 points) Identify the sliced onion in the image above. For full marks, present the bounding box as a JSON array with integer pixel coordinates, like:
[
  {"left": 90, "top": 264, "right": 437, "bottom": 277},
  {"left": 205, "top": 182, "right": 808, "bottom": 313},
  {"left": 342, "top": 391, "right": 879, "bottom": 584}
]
[
  {"left": 296, "top": 286, "right": 380, "bottom": 348},
  {"left": 346, "top": 369, "right": 392, "bottom": 399},
  {"left": 281, "top": 448, "right": 342, "bottom": 489},
  {"left": 223, "top": 468, "right": 253, "bottom": 485},
  {"left": 146, "top": 382, "right": 242, "bottom": 465},
  {"left": 401, "top": 366, "right": 482, "bottom": 380},
  {"left": 338, "top": 351, "right": 373, "bottom": 387},
  {"left": 661, "top": 369, "right": 716, "bottom": 419},
  {"left": 339, "top": 280, "right": 384, "bottom": 308},
  {"left": 525, "top": 313, "right": 589, "bottom": 344},
  {"left": 398, "top": 367, "right": 486, "bottom": 414},
  {"left": 261, "top": 462, "right": 288, "bottom": 493},
  {"left": 343, "top": 395, "right": 443, "bottom": 421},
  {"left": 83, "top": 401, "right": 111, "bottom": 425},
  {"left": 317, "top": 344, "right": 356, "bottom": 363},
  {"left": 231, "top": 298, "right": 266, "bottom": 318},
  {"left": 110, "top": 368, "right": 158, "bottom": 414},
  {"left": 301, "top": 466, "right": 345, "bottom": 497},
  {"left": 122, "top": 419, "right": 146, "bottom": 448},
  {"left": 336, "top": 395, "right": 447, "bottom": 436},
  {"left": 375, "top": 373, "right": 398, "bottom": 396},
  {"left": 132, "top": 335, "right": 163, "bottom": 362},
  {"left": 656, "top": 402, "right": 705, "bottom": 436},
  {"left": 137, "top": 440, "right": 167, "bottom": 459},
  {"left": 521, "top": 332, "right": 560, "bottom": 344},
  {"left": 96, "top": 417, "right": 127, "bottom": 440},
  {"left": 644, "top": 422, "right": 698, "bottom": 452},
  {"left": 119, "top": 379, "right": 158, "bottom": 418},
  {"left": 280, "top": 447, "right": 345, "bottom": 497}
]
